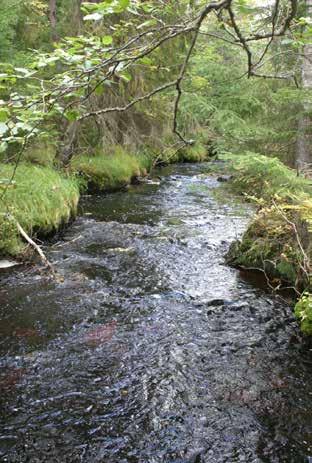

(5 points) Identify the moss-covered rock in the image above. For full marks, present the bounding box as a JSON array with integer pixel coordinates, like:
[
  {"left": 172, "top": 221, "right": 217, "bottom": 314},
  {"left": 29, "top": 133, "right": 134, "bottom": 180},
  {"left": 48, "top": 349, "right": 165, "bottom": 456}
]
[
  {"left": 222, "top": 152, "right": 312, "bottom": 296},
  {"left": 71, "top": 143, "right": 210, "bottom": 193},
  {"left": 157, "top": 141, "right": 208, "bottom": 166},
  {"left": 227, "top": 204, "right": 309, "bottom": 289},
  {"left": 178, "top": 142, "right": 208, "bottom": 163}
]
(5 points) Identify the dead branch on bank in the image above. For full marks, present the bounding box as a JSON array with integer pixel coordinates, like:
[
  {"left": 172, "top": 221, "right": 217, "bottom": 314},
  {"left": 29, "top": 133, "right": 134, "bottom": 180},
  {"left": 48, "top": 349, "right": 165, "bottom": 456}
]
[{"left": 13, "top": 218, "right": 56, "bottom": 276}]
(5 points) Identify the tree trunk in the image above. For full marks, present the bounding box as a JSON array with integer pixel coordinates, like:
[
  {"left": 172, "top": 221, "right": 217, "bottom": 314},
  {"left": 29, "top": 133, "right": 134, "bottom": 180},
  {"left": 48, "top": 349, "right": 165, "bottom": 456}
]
[
  {"left": 49, "top": 0, "right": 58, "bottom": 42},
  {"left": 297, "top": 0, "right": 312, "bottom": 171},
  {"left": 58, "top": 121, "right": 79, "bottom": 166},
  {"left": 74, "top": 0, "right": 83, "bottom": 35}
]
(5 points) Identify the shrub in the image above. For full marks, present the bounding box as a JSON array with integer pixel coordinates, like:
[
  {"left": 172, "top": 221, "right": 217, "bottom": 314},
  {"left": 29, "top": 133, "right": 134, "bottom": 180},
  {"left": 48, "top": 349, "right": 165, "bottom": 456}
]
[
  {"left": 224, "top": 152, "right": 312, "bottom": 200},
  {"left": 295, "top": 293, "right": 312, "bottom": 336}
]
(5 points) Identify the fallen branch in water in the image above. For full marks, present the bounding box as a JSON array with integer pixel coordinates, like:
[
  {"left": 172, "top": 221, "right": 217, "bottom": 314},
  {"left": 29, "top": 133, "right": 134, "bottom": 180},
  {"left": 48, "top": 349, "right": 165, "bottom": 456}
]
[{"left": 14, "top": 219, "right": 55, "bottom": 275}]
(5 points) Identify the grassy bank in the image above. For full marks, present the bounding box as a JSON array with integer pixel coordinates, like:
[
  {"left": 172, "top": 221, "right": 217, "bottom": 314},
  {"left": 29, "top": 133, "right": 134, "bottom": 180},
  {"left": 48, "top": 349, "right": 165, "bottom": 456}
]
[
  {"left": 218, "top": 152, "right": 312, "bottom": 335},
  {"left": 0, "top": 142, "right": 209, "bottom": 258},
  {"left": 0, "top": 164, "right": 79, "bottom": 257},
  {"left": 70, "top": 149, "right": 152, "bottom": 192},
  {"left": 70, "top": 143, "right": 208, "bottom": 192}
]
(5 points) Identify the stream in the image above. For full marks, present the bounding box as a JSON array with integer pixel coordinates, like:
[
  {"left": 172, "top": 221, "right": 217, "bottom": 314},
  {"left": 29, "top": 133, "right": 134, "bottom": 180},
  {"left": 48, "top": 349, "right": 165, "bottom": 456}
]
[{"left": 0, "top": 163, "right": 311, "bottom": 462}]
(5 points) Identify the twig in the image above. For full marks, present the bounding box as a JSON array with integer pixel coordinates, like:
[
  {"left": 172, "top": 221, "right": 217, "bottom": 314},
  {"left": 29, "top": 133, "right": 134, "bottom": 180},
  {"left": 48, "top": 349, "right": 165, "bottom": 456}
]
[
  {"left": 14, "top": 218, "right": 55, "bottom": 275},
  {"left": 272, "top": 199, "right": 311, "bottom": 286}
]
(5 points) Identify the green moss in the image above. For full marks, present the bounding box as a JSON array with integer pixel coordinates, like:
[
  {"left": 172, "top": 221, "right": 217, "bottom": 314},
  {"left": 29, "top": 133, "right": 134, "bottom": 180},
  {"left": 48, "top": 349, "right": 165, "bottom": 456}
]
[
  {"left": 295, "top": 293, "right": 312, "bottom": 336},
  {"left": 158, "top": 142, "right": 208, "bottom": 166},
  {"left": 0, "top": 143, "right": 208, "bottom": 258},
  {"left": 159, "top": 147, "right": 180, "bottom": 165},
  {"left": 71, "top": 142, "right": 209, "bottom": 193},
  {"left": 223, "top": 152, "right": 312, "bottom": 315},
  {"left": 71, "top": 148, "right": 152, "bottom": 192},
  {"left": 0, "top": 163, "right": 79, "bottom": 256},
  {"left": 178, "top": 142, "right": 208, "bottom": 163},
  {"left": 227, "top": 202, "right": 309, "bottom": 289}
]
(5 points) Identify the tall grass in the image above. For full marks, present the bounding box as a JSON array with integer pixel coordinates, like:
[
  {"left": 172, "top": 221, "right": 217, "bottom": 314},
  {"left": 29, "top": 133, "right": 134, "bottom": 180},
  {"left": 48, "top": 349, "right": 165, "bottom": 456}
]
[
  {"left": 0, "top": 164, "right": 79, "bottom": 256},
  {"left": 70, "top": 147, "right": 153, "bottom": 192}
]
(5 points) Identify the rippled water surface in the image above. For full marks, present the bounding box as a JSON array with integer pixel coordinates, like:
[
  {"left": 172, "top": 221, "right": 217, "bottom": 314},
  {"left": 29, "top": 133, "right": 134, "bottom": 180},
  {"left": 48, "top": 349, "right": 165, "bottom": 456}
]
[{"left": 0, "top": 163, "right": 311, "bottom": 462}]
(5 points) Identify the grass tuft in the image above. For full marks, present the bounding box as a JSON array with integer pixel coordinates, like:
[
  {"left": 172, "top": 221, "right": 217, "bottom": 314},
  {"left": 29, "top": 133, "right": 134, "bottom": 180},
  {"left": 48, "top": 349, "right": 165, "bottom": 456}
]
[
  {"left": 0, "top": 164, "right": 79, "bottom": 256},
  {"left": 295, "top": 293, "right": 312, "bottom": 336},
  {"left": 70, "top": 147, "right": 152, "bottom": 192}
]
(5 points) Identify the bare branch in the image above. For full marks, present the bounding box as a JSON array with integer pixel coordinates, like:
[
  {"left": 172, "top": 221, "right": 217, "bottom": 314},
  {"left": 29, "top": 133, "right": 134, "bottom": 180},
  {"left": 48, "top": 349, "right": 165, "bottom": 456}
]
[
  {"left": 227, "top": 4, "right": 253, "bottom": 76},
  {"left": 244, "top": 0, "right": 297, "bottom": 42},
  {"left": 78, "top": 80, "right": 177, "bottom": 120}
]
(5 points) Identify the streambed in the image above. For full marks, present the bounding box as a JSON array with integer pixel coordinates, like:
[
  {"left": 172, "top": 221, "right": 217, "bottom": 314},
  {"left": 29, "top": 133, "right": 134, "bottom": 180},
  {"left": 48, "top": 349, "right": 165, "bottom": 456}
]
[{"left": 0, "top": 163, "right": 311, "bottom": 462}]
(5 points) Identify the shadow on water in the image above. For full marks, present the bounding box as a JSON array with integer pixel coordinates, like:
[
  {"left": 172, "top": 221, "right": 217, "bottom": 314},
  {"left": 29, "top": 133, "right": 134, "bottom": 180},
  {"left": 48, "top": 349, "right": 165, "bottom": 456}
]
[{"left": 0, "top": 163, "right": 311, "bottom": 462}]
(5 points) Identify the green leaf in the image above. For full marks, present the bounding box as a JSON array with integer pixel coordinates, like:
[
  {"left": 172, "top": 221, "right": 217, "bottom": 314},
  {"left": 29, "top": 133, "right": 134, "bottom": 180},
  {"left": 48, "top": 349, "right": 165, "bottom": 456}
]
[
  {"left": 14, "top": 67, "right": 35, "bottom": 77},
  {"left": 64, "top": 110, "right": 80, "bottom": 121},
  {"left": 0, "top": 142, "right": 8, "bottom": 153},
  {"left": 141, "top": 4, "right": 154, "bottom": 13},
  {"left": 95, "top": 85, "right": 105, "bottom": 96},
  {"left": 83, "top": 12, "right": 103, "bottom": 21},
  {"left": 120, "top": 71, "right": 132, "bottom": 82},
  {"left": 119, "top": 0, "right": 130, "bottom": 7},
  {"left": 139, "top": 57, "right": 153, "bottom": 66},
  {"left": 0, "top": 109, "right": 9, "bottom": 123},
  {"left": 137, "top": 19, "right": 158, "bottom": 30},
  {"left": 281, "top": 38, "right": 294, "bottom": 45},
  {"left": 235, "top": 0, "right": 258, "bottom": 14},
  {"left": 113, "top": 0, "right": 130, "bottom": 13},
  {"left": 102, "top": 35, "right": 113, "bottom": 45}
]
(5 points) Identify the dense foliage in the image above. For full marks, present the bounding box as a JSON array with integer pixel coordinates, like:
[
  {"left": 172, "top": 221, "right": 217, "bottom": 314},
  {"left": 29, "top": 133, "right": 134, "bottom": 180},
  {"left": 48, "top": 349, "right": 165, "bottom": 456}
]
[{"left": 0, "top": 0, "right": 310, "bottom": 165}]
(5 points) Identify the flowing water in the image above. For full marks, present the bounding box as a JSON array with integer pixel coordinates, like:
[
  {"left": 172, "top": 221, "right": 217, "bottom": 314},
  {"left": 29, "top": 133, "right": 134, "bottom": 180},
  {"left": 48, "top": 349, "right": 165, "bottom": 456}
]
[{"left": 0, "top": 163, "right": 311, "bottom": 463}]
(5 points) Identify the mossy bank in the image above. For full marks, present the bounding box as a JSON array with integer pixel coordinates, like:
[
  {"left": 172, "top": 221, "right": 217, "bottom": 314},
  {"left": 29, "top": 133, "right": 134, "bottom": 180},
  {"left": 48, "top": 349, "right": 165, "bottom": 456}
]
[{"left": 217, "top": 152, "right": 312, "bottom": 336}]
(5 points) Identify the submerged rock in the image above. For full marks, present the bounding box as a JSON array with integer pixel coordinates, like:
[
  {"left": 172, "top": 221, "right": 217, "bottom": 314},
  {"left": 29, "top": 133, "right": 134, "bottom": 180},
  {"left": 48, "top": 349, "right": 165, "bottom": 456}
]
[
  {"left": 0, "top": 368, "right": 26, "bottom": 391},
  {"left": 0, "top": 260, "right": 20, "bottom": 270},
  {"left": 217, "top": 175, "right": 233, "bottom": 182}
]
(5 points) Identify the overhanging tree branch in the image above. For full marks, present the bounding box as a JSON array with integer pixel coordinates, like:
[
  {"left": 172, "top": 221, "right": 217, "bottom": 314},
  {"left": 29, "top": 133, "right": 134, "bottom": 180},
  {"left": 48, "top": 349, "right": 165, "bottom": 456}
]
[{"left": 0, "top": 0, "right": 299, "bottom": 192}]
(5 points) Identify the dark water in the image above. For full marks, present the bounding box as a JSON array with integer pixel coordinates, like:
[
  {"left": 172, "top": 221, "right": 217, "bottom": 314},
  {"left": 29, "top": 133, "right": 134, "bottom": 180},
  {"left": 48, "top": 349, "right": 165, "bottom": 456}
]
[{"left": 0, "top": 163, "right": 311, "bottom": 463}]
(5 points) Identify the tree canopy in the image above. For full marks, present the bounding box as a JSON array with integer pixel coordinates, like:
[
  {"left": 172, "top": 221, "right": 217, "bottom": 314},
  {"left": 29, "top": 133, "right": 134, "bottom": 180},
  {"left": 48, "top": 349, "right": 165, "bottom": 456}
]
[{"left": 0, "top": 0, "right": 311, "bottom": 171}]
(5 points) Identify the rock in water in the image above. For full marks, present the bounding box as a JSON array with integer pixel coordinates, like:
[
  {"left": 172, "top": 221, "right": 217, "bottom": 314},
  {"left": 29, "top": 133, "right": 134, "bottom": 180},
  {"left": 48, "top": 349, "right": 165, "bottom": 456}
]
[
  {"left": 217, "top": 175, "right": 232, "bottom": 182},
  {"left": 0, "top": 260, "right": 19, "bottom": 270}
]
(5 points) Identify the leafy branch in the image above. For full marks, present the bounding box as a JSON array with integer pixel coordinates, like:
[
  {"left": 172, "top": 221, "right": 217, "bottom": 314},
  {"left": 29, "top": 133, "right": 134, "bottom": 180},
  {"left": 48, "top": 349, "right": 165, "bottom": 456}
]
[{"left": 0, "top": 0, "right": 300, "bottom": 189}]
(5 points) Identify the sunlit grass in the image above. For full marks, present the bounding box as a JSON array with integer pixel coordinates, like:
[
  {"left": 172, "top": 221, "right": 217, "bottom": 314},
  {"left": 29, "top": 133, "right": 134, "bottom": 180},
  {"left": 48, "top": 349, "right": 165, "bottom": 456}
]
[
  {"left": 71, "top": 147, "right": 153, "bottom": 192},
  {"left": 0, "top": 164, "right": 79, "bottom": 256}
]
